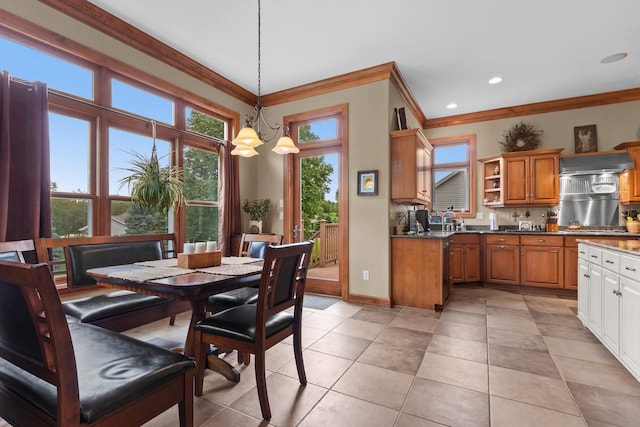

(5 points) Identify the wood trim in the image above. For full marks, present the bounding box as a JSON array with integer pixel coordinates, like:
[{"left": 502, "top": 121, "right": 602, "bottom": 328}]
[
  {"left": 262, "top": 62, "right": 426, "bottom": 125},
  {"left": 0, "top": 9, "right": 241, "bottom": 124},
  {"left": 283, "top": 104, "right": 349, "bottom": 300},
  {"left": 424, "top": 87, "right": 640, "bottom": 129},
  {"left": 348, "top": 293, "right": 391, "bottom": 307},
  {"left": 36, "top": 0, "right": 256, "bottom": 105}
]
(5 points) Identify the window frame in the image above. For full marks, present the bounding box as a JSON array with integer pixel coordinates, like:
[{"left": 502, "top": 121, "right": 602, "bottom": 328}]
[
  {"left": 1, "top": 28, "right": 234, "bottom": 243},
  {"left": 430, "top": 134, "right": 477, "bottom": 218}
]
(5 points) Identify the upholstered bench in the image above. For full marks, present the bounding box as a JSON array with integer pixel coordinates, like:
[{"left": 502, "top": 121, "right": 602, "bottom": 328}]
[{"left": 35, "top": 235, "right": 190, "bottom": 332}]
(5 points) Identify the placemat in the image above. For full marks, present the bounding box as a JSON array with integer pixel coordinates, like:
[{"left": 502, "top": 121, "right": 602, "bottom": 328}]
[
  {"left": 107, "top": 266, "right": 194, "bottom": 282},
  {"left": 135, "top": 258, "right": 178, "bottom": 268},
  {"left": 222, "top": 256, "right": 263, "bottom": 265},
  {"left": 196, "top": 264, "right": 263, "bottom": 276}
]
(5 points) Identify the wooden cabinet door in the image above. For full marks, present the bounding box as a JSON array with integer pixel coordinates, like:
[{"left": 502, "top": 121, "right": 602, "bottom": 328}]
[
  {"left": 486, "top": 244, "right": 520, "bottom": 284},
  {"left": 422, "top": 146, "right": 432, "bottom": 206},
  {"left": 564, "top": 246, "right": 578, "bottom": 290},
  {"left": 504, "top": 156, "right": 528, "bottom": 204},
  {"left": 464, "top": 244, "right": 481, "bottom": 282},
  {"left": 530, "top": 154, "right": 559, "bottom": 204},
  {"left": 391, "top": 129, "right": 431, "bottom": 205},
  {"left": 521, "top": 245, "right": 564, "bottom": 288},
  {"left": 630, "top": 148, "right": 640, "bottom": 200},
  {"left": 450, "top": 244, "right": 464, "bottom": 282}
]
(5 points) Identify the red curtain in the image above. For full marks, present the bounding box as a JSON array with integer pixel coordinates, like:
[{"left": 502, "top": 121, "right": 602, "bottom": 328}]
[
  {"left": 218, "top": 141, "right": 240, "bottom": 256},
  {"left": 0, "top": 71, "right": 52, "bottom": 242}
]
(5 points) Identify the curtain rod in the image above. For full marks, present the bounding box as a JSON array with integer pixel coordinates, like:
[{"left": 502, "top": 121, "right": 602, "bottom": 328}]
[{"left": 48, "top": 88, "right": 225, "bottom": 146}]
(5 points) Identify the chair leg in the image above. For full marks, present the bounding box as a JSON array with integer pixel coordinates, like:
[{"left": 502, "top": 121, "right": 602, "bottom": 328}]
[
  {"left": 237, "top": 351, "right": 251, "bottom": 366},
  {"left": 179, "top": 369, "right": 194, "bottom": 427},
  {"left": 169, "top": 315, "right": 176, "bottom": 326},
  {"left": 254, "top": 351, "right": 271, "bottom": 420},
  {"left": 194, "top": 331, "right": 207, "bottom": 396},
  {"left": 293, "top": 324, "right": 307, "bottom": 384}
]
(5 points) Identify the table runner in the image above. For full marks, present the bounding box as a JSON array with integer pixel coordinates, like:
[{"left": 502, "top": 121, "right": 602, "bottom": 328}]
[
  {"left": 196, "top": 264, "right": 263, "bottom": 276},
  {"left": 221, "top": 256, "right": 263, "bottom": 265},
  {"left": 135, "top": 258, "right": 179, "bottom": 268},
  {"left": 107, "top": 266, "right": 194, "bottom": 282}
]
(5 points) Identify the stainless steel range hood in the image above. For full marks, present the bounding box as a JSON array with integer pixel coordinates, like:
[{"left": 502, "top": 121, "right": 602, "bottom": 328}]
[{"left": 560, "top": 152, "right": 633, "bottom": 175}]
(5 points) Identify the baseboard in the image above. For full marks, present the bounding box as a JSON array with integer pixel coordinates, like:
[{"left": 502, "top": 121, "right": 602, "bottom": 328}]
[{"left": 347, "top": 293, "right": 391, "bottom": 307}]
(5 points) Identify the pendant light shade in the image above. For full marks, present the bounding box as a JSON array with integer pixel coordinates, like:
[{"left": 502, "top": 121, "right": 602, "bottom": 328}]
[
  {"left": 272, "top": 136, "right": 300, "bottom": 154},
  {"left": 231, "top": 143, "right": 259, "bottom": 157},
  {"left": 231, "top": 126, "right": 263, "bottom": 148},
  {"left": 230, "top": 0, "right": 299, "bottom": 157}
]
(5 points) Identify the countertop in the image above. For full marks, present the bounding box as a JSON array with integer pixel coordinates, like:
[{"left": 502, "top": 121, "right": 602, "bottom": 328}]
[
  {"left": 392, "top": 229, "right": 640, "bottom": 240},
  {"left": 575, "top": 239, "right": 640, "bottom": 254}
]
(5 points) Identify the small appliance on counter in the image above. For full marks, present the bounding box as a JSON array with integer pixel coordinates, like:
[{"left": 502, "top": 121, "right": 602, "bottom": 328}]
[{"left": 406, "top": 209, "right": 430, "bottom": 233}]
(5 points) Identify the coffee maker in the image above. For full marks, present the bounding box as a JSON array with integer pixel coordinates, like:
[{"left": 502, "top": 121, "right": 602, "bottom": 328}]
[{"left": 407, "top": 209, "right": 430, "bottom": 233}]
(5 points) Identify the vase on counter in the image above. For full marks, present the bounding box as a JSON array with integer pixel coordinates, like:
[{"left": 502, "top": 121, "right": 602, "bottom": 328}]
[
  {"left": 248, "top": 220, "right": 262, "bottom": 234},
  {"left": 626, "top": 221, "right": 640, "bottom": 234}
]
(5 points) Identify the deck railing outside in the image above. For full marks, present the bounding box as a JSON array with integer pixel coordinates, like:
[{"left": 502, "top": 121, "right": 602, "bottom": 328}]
[{"left": 307, "top": 220, "right": 338, "bottom": 268}]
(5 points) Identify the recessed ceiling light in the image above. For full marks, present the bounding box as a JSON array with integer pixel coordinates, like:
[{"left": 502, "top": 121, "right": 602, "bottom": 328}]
[
  {"left": 601, "top": 52, "right": 628, "bottom": 63},
  {"left": 488, "top": 76, "right": 503, "bottom": 84},
  {"left": 446, "top": 103, "right": 458, "bottom": 109}
]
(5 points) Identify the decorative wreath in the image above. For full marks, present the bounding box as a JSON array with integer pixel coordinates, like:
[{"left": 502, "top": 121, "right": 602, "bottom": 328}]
[{"left": 499, "top": 122, "right": 543, "bottom": 152}]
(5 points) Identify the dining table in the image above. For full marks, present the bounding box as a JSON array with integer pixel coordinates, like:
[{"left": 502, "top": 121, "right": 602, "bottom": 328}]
[{"left": 86, "top": 256, "right": 264, "bottom": 382}]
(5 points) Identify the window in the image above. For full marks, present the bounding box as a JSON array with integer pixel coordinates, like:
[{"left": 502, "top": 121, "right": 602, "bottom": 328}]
[
  {"left": 298, "top": 118, "right": 338, "bottom": 143},
  {"left": 1, "top": 34, "right": 228, "bottom": 242},
  {"left": 431, "top": 135, "right": 476, "bottom": 217}
]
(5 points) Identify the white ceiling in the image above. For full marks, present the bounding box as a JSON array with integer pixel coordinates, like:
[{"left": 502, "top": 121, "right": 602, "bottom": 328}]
[{"left": 88, "top": 0, "right": 640, "bottom": 120}]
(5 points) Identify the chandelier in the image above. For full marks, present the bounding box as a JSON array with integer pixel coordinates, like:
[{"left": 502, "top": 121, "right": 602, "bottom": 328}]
[{"left": 231, "top": 0, "right": 299, "bottom": 157}]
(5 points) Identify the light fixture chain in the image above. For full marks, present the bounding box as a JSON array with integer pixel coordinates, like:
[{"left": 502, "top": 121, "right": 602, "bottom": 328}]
[{"left": 257, "top": 0, "right": 261, "bottom": 102}]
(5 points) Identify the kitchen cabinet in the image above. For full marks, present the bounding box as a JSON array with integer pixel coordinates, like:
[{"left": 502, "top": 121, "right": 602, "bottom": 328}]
[
  {"left": 485, "top": 234, "right": 520, "bottom": 285},
  {"left": 449, "top": 234, "right": 480, "bottom": 283},
  {"left": 391, "top": 237, "right": 450, "bottom": 310},
  {"left": 578, "top": 241, "right": 640, "bottom": 382},
  {"left": 503, "top": 148, "right": 563, "bottom": 205},
  {"left": 615, "top": 141, "right": 640, "bottom": 204},
  {"left": 520, "top": 235, "right": 564, "bottom": 288},
  {"left": 390, "top": 129, "right": 433, "bottom": 206},
  {"left": 479, "top": 155, "right": 504, "bottom": 206}
]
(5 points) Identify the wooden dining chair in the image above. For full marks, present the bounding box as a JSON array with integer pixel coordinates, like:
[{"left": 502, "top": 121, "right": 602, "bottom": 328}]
[
  {"left": 206, "top": 233, "right": 283, "bottom": 313},
  {"left": 194, "top": 241, "right": 314, "bottom": 420},
  {"left": 0, "top": 239, "right": 35, "bottom": 263},
  {"left": 0, "top": 260, "right": 196, "bottom": 427}
]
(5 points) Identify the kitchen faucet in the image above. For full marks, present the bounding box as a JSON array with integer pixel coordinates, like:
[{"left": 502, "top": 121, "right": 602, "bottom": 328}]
[{"left": 441, "top": 210, "right": 457, "bottom": 231}]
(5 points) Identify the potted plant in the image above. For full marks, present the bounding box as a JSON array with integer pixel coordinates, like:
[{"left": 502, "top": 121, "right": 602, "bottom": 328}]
[
  {"left": 243, "top": 198, "right": 271, "bottom": 233},
  {"left": 119, "top": 146, "right": 184, "bottom": 214},
  {"left": 622, "top": 209, "right": 640, "bottom": 233}
]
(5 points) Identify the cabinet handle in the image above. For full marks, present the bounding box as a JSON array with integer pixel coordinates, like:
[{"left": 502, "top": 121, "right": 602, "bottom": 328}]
[
  {"left": 625, "top": 266, "right": 637, "bottom": 272},
  {"left": 584, "top": 274, "right": 590, "bottom": 278},
  {"left": 498, "top": 245, "right": 507, "bottom": 249},
  {"left": 605, "top": 260, "right": 614, "bottom": 264},
  {"left": 590, "top": 255, "right": 598, "bottom": 259},
  {"left": 537, "top": 239, "right": 545, "bottom": 243},
  {"left": 497, "top": 238, "right": 505, "bottom": 242},
  {"left": 579, "top": 251, "right": 586, "bottom": 255},
  {"left": 613, "top": 290, "right": 622, "bottom": 296}
]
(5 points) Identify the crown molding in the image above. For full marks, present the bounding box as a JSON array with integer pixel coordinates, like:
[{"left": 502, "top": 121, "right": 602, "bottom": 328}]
[
  {"left": 424, "top": 87, "right": 640, "bottom": 129},
  {"left": 38, "top": 0, "right": 256, "bottom": 106},
  {"left": 261, "top": 62, "right": 426, "bottom": 124}
]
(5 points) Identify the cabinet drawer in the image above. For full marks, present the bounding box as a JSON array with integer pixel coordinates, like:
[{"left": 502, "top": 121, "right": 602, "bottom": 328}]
[
  {"left": 521, "top": 235, "right": 563, "bottom": 246},
  {"left": 620, "top": 254, "right": 640, "bottom": 281},
  {"left": 449, "top": 234, "right": 480, "bottom": 245},
  {"left": 588, "top": 246, "right": 602, "bottom": 265},
  {"left": 577, "top": 244, "right": 589, "bottom": 260},
  {"left": 602, "top": 250, "right": 620, "bottom": 273},
  {"left": 486, "top": 235, "right": 519, "bottom": 245}
]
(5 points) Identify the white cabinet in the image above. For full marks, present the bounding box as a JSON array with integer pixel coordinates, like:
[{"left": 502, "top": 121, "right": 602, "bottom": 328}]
[
  {"left": 578, "top": 242, "right": 640, "bottom": 382},
  {"left": 602, "top": 270, "right": 620, "bottom": 353},
  {"left": 587, "top": 265, "right": 603, "bottom": 336}
]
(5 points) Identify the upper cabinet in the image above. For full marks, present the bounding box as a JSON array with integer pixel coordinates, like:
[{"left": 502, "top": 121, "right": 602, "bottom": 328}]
[
  {"left": 615, "top": 141, "right": 640, "bottom": 204},
  {"left": 479, "top": 148, "right": 563, "bottom": 207},
  {"left": 391, "top": 129, "right": 433, "bottom": 206}
]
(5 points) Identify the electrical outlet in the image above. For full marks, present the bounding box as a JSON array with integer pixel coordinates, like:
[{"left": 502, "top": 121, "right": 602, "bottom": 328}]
[
  {"left": 279, "top": 199, "right": 284, "bottom": 208},
  {"left": 363, "top": 270, "right": 369, "bottom": 280},
  {"left": 476, "top": 212, "right": 484, "bottom": 220}
]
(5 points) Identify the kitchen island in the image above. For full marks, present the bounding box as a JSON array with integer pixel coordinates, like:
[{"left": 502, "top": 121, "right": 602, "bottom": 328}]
[{"left": 577, "top": 239, "right": 640, "bottom": 382}]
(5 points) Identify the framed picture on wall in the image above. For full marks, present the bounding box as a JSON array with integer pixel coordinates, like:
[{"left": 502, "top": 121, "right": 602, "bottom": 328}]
[
  {"left": 357, "top": 170, "right": 378, "bottom": 196},
  {"left": 574, "top": 125, "right": 598, "bottom": 153}
]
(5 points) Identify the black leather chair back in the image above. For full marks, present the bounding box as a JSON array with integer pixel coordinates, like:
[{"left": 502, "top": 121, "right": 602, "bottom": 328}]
[{"left": 67, "top": 241, "right": 163, "bottom": 287}]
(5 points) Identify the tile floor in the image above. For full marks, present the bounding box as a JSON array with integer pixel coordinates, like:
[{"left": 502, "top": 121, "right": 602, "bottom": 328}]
[{"left": 6, "top": 286, "right": 640, "bottom": 426}]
